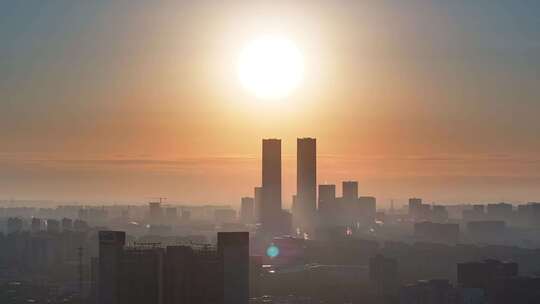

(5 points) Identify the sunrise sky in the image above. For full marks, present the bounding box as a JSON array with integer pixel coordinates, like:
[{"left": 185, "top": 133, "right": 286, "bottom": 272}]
[{"left": 1, "top": 1, "right": 540, "bottom": 206}]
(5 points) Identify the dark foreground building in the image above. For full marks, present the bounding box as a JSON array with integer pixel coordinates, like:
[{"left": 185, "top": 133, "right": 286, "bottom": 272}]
[
  {"left": 97, "top": 231, "right": 249, "bottom": 304},
  {"left": 457, "top": 259, "right": 518, "bottom": 290},
  {"left": 369, "top": 254, "right": 398, "bottom": 304},
  {"left": 457, "top": 259, "right": 540, "bottom": 304}
]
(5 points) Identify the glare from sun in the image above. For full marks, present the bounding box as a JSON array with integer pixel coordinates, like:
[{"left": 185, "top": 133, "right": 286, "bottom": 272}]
[{"left": 238, "top": 35, "right": 304, "bottom": 100}]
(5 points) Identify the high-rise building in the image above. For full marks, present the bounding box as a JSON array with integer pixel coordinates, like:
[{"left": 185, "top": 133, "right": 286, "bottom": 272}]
[
  {"left": 61, "top": 217, "right": 73, "bottom": 231},
  {"left": 458, "top": 259, "right": 518, "bottom": 290},
  {"left": 164, "top": 245, "right": 221, "bottom": 304},
  {"left": 342, "top": 181, "right": 358, "bottom": 202},
  {"left": 7, "top": 217, "right": 23, "bottom": 234},
  {"left": 74, "top": 219, "right": 89, "bottom": 231},
  {"left": 218, "top": 232, "right": 249, "bottom": 304},
  {"left": 318, "top": 184, "right": 336, "bottom": 211},
  {"left": 98, "top": 231, "right": 126, "bottom": 304},
  {"left": 359, "top": 196, "right": 377, "bottom": 224},
  {"left": 409, "top": 198, "right": 423, "bottom": 221},
  {"left": 261, "top": 139, "right": 282, "bottom": 235},
  {"left": 457, "top": 260, "right": 540, "bottom": 304},
  {"left": 149, "top": 202, "right": 163, "bottom": 224},
  {"left": 118, "top": 245, "right": 165, "bottom": 304},
  {"left": 486, "top": 203, "right": 513, "bottom": 221},
  {"left": 463, "top": 204, "right": 486, "bottom": 221},
  {"left": 432, "top": 205, "right": 449, "bottom": 222},
  {"left": 98, "top": 231, "right": 249, "bottom": 304},
  {"left": 341, "top": 181, "right": 359, "bottom": 224},
  {"left": 254, "top": 187, "right": 263, "bottom": 223},
  {"left": 31, "top": 218, "right": 42, "bottom": 233},
  {"left": 318, "top": 184, "right": 336, "bottom": 225},
  {"left": 46, "top": 219, "right": 60, "bottom": 234},
  {"left": 295, "top": 138, "right": 317, "bottom": 230},
  {"left": 240, "top": 197, "right": 255, "bottom": 224},
  {"left": 369, "top": 254, "right": 399, "bottom": 297}
]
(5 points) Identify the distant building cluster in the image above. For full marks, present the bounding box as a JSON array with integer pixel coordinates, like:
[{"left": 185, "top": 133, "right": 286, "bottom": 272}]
[
  {"left": 3, "top": 138, "right": 540, "bottom": 304},
  {"left": 242, "top": 138, "right": 377, "bottom": 239}
]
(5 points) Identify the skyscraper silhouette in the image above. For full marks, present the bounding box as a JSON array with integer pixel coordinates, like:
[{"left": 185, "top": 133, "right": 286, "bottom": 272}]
[
  {"left": 254, "top": 186, "right": 263, "bottom": 223},
  {"left": 342, "top": 181, "right": 359, "bottom": 202},
  {"left": 218, "top": 232, "right": 249, "bottom": 304},
  {"left": 98, "top": 231, "right": 126, "bottom": 304},
  {"left": 98, "top": 231, "right": 249, "bottom": 304},
  {"left": 295, "top": 138, "right": 317, "bottom": 230},
  {"left": 319, "top": 184, "right": 336, "bottom": 209},
  {"left": 341, "top": 181, "right": 359, "bottom": 225},
  {"left": 409, "top": 198, "right": 423, "bottom": 221},
  {"left": 261, "top": 139, "right": 282, "bottom": 235},
  {"left": 318, "top": 184, "right": 336, "bottom": 226}
]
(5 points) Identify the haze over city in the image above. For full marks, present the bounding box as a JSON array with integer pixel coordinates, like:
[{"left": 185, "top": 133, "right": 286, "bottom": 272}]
[
  {"left": 3, "top": 1, "right": 540, "bottom": 304},
  {"left": 2, "top": 1, "right": 540, "bottom": 205}
]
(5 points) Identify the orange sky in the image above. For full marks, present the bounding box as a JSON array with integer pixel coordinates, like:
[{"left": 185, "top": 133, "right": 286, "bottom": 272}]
[{"left": 1, "top": 1, "right": 540, "bottom": 206}]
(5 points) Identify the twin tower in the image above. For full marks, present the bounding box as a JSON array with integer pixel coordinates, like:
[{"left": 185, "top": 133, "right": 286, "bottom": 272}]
[{"left": 259, "top": 138, "right": 316, "bottom": 236}]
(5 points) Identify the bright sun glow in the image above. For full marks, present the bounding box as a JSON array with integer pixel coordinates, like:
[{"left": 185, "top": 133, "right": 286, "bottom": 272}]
[{"left": 238, "top": 35, "right": 304, "bottom": 100}]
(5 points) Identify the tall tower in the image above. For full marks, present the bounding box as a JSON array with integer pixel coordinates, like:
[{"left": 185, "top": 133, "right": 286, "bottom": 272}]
[
  {"left": 342, "top": 181, "right": 359, "bottom": 203},
  {"left": 98, "top": 231, "right": 126, "bottom": 304},
  {"left": 342, "top": 181, "right": 359, "bottom": 224},
  {"left": 261, "top": 139, "right": 282, "bottom": 234},
  {"left": 318, "top": 184, "right": 336, "bottom": 226},
  {"left": 254, "top": 186, "right": 263, "bottom": 223},
  {"left": 295, "top": 138, "right": 317, "bottom": 230},
  {"left": 318, "top": 184, "right": 336, "bottom": 212},
  {"left": 409, "top": 198, "right": 423, "bottom": 221},
  {"left": 149, "top": 202, "right": 163, "bottom": 224},
  {"left": 218, "top": 232, "right": 249, "bottom": 304}
]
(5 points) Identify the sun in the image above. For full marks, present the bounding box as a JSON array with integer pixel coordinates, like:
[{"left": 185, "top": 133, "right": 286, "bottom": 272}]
[{"left": 237, "top": 35, "right": 304, "bottom": 100}]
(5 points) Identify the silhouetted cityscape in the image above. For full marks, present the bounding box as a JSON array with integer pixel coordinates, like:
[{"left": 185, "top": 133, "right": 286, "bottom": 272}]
[
  {"left": 2, "top": 138, "right": 540, "bottom": 304},
  {"left": 2, "top": 1, "right": 540, "bottom": 303}
]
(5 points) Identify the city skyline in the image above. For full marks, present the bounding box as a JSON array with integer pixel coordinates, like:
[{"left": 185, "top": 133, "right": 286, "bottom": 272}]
[
  {"left": 2, "top": 137, "right": 540, "bottom": 207},
  {"left": 3, "top": 2, "right": 540, "bottom": 304}
]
